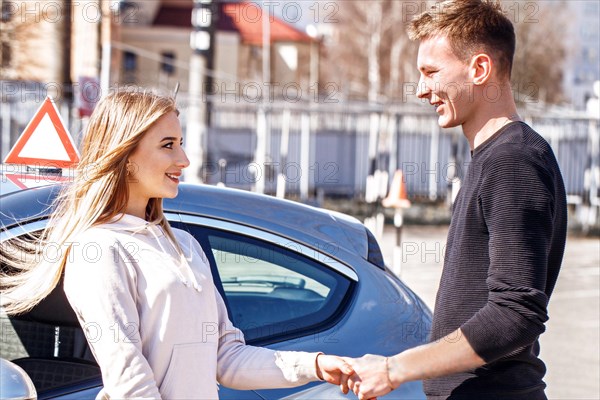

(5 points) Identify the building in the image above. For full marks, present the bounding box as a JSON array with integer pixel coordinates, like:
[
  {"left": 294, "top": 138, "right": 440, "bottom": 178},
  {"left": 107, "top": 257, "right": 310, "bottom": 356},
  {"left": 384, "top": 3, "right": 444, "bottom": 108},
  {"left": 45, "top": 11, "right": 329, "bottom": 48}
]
[
  {"left": 0, "top": 0, "right": 320, "bottom": 107},
  {"left": 113, "top": 1, "right": 319, "bottom": 102},
  {"left": 562, "top": 0, "right": 600, "bottom": 110}
]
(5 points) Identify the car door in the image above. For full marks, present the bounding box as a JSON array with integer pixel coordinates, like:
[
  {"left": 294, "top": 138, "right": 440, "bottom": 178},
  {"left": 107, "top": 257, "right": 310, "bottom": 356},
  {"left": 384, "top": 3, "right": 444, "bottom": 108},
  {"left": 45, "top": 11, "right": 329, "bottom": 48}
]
[
  {"left": 169, "top": 213, "right": 357, "bottom": 399},
  {"left": 170, "top": 213, "right": 356, "bottom": 345}
]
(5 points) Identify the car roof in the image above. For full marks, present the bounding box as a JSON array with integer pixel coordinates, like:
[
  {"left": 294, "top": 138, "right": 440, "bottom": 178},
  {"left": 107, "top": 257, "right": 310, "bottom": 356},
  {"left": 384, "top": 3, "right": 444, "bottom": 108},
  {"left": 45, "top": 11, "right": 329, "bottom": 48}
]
[
  {"left": 0, "top": 181, "right": 369, "bottom": 262},
  {"left": 0, "top": 180, "right": 21, "bottom": 196}
]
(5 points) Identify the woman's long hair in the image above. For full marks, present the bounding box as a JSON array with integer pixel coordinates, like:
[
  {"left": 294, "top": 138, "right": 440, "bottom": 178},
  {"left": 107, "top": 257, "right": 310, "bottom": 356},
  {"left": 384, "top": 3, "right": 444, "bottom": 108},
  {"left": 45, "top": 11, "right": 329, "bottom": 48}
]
[{"left": 1, "top": 89, "right": 182, "bottom": 315}]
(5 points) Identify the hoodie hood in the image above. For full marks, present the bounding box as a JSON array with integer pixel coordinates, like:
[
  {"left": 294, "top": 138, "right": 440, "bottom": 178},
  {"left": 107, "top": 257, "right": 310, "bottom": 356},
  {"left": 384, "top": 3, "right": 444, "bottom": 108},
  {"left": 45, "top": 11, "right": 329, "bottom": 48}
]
[
  {"left": 97, "top": 213, "right": 203, "bottom": 292},
  {"left": 102, "top": 213, "right": 164, "bottom": 236}
]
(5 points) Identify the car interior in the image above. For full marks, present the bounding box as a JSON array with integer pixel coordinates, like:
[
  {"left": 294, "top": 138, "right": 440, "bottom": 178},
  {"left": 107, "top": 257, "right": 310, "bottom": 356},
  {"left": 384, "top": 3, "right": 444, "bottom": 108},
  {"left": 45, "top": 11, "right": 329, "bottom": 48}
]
[{"left": 0, "top": 276, "right": 102, "bottom": 394}]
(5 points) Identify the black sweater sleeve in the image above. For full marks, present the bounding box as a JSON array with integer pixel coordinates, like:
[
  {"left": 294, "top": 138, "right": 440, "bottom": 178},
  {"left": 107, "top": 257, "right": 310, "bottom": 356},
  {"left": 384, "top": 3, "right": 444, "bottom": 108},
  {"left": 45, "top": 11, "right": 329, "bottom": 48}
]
[{"left": 461, "top": 144, "right": 555, "bottom": 363}]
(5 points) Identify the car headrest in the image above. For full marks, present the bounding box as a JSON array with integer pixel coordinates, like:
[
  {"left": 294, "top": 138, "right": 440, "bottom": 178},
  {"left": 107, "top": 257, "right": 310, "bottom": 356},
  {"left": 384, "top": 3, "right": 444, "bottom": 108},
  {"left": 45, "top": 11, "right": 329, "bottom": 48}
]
[{"left": 12, "top": 276, "right": 80, "bottom": 328}]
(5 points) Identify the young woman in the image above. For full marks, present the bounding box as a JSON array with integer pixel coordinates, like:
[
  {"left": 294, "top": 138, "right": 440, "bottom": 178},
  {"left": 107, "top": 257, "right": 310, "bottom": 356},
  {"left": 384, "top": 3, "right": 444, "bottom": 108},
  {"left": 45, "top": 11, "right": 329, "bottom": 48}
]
[{"left": 1, "top": 89, "right": 352, "bottom": 399}]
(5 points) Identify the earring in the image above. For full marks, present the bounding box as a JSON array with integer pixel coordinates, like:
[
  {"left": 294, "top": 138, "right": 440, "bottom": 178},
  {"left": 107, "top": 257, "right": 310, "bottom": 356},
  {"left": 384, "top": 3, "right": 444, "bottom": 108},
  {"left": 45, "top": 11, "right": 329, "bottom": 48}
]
[{"left": 126, "top": 161, "right": 132, "bottom": 176}]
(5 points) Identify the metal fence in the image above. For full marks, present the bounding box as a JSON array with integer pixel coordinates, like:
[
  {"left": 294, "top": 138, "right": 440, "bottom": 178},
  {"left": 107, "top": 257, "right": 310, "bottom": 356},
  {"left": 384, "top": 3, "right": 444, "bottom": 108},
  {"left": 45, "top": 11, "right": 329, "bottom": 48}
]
[
  {"left": 201, "top": 102, "right": 600, "bottom": 206},
  {"left": 1, "top": 95, "right": 599, "bottom": 210}
]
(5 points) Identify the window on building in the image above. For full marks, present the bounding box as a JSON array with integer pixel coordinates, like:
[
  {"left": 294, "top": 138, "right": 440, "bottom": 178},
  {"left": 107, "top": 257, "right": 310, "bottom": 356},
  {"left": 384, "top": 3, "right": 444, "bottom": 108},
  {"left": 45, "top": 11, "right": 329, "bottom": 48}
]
[
  {"left": 587, "top": 48, "right": 597, "bottom": 62},
  {"left": 123, "top": 51, "right": 137, "bottom": 72},
  {"left": 161, "top": 52, "right": 176, "bottom": 75},
  {"left": 1, "top": 40, "right": 11, "bottom": 68},
  {"left": 580, "top": 25, "right": 597, "bottom": 40},
  {"left": 585, "top": 2, "right": 599, "bottom": 14},
  {"left": 123, "top": 51, "right": 137, "bottom": 83},
  {"left": 1, "top": 1, "right": 14, "bottom": 22}
]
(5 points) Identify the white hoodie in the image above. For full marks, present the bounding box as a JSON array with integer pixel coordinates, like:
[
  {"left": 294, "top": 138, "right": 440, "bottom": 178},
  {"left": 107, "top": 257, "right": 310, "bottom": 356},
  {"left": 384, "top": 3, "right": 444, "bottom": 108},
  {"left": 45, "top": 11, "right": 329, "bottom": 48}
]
[{"left": 64, "top": 214, "right": 321, "bottom": 399}]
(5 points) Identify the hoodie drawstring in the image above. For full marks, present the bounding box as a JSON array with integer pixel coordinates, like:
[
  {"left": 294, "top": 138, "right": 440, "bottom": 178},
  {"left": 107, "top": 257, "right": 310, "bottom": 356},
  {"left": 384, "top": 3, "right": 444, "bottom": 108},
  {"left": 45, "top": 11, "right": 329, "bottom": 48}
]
[
  {"left": 103, "top": 214, "right": 203, "bottom": 293},
  {"left": 150, "top": 224, "right": 203, "bottom": 293}
]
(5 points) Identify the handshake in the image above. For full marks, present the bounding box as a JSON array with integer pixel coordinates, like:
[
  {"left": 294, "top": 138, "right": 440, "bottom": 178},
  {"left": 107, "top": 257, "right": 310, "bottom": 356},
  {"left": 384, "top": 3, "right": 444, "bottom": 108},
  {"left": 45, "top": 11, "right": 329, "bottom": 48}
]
[
  {"left": 316, "top": 353, "right": 399, "bottom": 400},
  {"left": 314, "top": 327, "right": 486, "bottom": 399}
]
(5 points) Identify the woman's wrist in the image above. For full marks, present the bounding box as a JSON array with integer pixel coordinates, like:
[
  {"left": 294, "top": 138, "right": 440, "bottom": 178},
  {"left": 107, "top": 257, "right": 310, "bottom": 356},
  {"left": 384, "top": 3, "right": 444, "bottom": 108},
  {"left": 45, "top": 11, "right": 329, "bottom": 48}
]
[{"left": 315, "top": 352, "right": 325, "bottom": 380}]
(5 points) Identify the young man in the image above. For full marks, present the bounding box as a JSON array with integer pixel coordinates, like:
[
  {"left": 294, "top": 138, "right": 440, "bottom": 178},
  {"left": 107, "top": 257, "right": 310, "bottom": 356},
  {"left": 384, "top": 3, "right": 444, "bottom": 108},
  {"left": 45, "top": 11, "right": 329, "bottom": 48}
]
[{"left": 344, "top": 1, "right": 567, "bottom": 399}]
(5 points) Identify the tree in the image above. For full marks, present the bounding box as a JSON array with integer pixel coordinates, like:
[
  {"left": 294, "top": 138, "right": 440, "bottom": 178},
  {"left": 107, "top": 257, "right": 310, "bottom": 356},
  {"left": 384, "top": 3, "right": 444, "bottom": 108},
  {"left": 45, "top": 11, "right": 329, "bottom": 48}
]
[
  {"left": 321, "top": 0, "right": 568, "bottom": 106},
  {"left": 0, "top": 0, "right": 70, "bottom": 84},
  {"left": 511, "top": 0, "right": 569, "bottom": 105},
  {"left": 320, "top": 0, "right": 419, "bottom": 104}
]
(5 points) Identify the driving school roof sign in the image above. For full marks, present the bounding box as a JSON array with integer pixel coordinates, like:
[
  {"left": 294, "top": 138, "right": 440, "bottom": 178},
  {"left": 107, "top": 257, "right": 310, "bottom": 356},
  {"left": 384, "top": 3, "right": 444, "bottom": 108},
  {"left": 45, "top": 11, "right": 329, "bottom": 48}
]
[
  {"left": 3, "top": 172, "right": 71, "bottom": 191},
  {"left": 3, "top": 96, "right": 80, "bottom": 168}
]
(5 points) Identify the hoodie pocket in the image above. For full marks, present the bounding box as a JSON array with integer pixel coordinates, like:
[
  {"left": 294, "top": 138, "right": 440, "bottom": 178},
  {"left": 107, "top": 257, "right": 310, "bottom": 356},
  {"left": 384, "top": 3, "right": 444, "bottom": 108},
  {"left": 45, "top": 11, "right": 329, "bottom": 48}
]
[{"left": 159, "top": 342, "right": 218, "bottom": 399}]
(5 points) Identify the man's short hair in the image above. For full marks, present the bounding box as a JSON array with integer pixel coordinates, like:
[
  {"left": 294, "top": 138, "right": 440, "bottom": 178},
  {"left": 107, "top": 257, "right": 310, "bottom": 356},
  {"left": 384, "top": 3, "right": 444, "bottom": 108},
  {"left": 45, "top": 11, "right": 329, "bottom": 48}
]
[{"left": 407, "top": 0, "right": 516, "bottom": 79}]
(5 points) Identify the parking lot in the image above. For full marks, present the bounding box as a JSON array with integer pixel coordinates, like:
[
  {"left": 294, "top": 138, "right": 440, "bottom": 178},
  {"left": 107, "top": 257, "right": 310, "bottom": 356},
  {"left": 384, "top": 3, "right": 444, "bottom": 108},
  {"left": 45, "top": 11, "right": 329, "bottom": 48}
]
[{"left": 379, "top": 224, "right": 600, "bottom": 400}]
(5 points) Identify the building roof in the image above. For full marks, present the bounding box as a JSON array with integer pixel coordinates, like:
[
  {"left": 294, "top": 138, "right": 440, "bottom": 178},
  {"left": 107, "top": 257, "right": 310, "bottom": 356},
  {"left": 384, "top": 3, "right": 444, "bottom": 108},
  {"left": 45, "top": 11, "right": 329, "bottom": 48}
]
[
  {"left": 153, "top": 1, "right": 314, "bottom": 45},
  {"left": 221, "top": 2, "right": 314, "bottom": 45}
]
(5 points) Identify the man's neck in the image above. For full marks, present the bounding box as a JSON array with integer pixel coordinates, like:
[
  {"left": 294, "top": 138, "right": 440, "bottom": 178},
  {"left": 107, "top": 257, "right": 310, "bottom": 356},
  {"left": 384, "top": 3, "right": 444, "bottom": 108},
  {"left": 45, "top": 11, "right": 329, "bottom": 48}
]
[
  {"left": 462, "top": 88, "right": 520, "bottom": 150},
  {"left": 471, "top": 112, "right": 521, "bottom": 149}
]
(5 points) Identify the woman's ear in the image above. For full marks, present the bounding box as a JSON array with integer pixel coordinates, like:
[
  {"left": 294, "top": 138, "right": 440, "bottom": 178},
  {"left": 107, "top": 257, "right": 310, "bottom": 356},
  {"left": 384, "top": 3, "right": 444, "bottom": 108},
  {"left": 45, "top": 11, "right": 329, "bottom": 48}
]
[{"left": 470, "top": 53, "right": 493, "bottom": 85}]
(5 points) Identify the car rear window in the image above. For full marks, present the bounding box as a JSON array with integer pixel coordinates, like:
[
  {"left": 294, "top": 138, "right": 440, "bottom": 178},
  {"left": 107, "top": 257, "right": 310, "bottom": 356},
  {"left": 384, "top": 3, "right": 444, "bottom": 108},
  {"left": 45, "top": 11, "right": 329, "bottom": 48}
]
[{"left": 173, "top": 223, "right": 354, "bottom": 344}]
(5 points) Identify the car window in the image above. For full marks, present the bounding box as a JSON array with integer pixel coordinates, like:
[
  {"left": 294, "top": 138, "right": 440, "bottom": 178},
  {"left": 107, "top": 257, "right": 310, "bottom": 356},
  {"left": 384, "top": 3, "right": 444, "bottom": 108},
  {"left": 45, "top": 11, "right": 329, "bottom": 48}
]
[{"left": 174, "top": 222, "right": 353, "bottom": 344}]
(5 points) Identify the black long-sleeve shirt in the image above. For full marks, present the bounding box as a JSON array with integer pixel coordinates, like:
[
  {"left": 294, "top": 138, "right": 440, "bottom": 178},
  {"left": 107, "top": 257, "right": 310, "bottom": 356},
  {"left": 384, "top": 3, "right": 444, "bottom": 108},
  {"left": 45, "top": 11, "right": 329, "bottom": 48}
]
[{"left": 423, "top": 122, "right": 567, "bottom": 400}]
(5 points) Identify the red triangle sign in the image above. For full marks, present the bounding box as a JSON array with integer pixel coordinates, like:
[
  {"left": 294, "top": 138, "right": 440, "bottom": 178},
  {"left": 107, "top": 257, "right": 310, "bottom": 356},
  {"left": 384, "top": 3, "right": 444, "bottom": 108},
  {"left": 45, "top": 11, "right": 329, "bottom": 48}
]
[{"left": 3, "top": 97, "right": 80, "bottom": 168}]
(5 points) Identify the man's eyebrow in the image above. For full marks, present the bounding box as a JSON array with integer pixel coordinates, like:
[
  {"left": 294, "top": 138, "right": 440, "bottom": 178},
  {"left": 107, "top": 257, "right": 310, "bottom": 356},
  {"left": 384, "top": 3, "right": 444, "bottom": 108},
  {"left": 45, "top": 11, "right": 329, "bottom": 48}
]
[{"left": 419, "top": 64, "right": 437, "bottom": 72}]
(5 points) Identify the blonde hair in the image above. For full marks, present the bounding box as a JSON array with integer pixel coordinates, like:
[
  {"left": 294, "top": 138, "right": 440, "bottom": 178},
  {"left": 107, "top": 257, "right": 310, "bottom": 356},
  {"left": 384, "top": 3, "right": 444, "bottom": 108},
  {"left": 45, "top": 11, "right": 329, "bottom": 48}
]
[
  {"left": 407, "top": 0, "right": 516, "bottom": 79},
  {"left": 1, "top": 88, "right": 181, "bottom": 315}
]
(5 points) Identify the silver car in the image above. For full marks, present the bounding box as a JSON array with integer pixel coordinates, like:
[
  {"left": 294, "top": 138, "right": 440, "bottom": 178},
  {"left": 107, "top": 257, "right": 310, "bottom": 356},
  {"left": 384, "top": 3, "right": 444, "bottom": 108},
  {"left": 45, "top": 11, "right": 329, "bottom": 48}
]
[{"left": 0, "top": 180, "right": 431, "bottom": 399}]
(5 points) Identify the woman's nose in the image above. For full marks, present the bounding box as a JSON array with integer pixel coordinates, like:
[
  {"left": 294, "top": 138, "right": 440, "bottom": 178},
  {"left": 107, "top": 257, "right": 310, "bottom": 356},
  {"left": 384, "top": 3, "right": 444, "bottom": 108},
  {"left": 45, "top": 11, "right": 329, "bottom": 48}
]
[{"left": 178, "top": 148, "right": 190, "bottom": 168}]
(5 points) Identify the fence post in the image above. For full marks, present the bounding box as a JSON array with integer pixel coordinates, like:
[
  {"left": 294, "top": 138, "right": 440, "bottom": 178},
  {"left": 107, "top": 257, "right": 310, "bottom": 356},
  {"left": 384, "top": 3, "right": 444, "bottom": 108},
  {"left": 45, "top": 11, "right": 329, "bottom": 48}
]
[
  {"left": 300, "top": 111, "right": 310, "bottom": 202},
  {"left": 448, "top": 131, "right": 461, "bottom": 205},
  {"left": 1, "top": 102, "right": 11, "bottom": 161},
  {"left": 276, "top": 108, "right": 291, "bottom": 198},
  {"left": 365, "top": 112, "right": 384, "bottom": 240},
  {"left": 383, "top": 170, "right": 411, "bottom": 276},
  {"left": 429, "top": 119, "right": 440, "bottom": 201},
  {"left": 254, "top": 106, "right": 268, "bottom": 194},
  {"left": 390, "top": 113, "right": 400, "bottom": 179},
  {"left": 582, "top": 118, "right": 600, "bottom": 232}
]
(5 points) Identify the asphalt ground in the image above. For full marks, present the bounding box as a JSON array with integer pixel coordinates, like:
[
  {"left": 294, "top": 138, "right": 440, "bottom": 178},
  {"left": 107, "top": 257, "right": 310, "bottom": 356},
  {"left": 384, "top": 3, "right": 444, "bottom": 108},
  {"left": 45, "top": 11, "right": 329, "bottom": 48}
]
[{"left": 378, "top": 225, "right": 600, "bottom": 400}]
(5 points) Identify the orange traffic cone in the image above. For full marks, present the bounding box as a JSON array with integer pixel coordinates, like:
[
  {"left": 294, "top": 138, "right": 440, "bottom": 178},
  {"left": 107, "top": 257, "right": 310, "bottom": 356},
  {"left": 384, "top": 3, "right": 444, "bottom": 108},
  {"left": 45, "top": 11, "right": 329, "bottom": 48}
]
[{"left": 382, "top": 170, "right": 411, "bottom": 208}]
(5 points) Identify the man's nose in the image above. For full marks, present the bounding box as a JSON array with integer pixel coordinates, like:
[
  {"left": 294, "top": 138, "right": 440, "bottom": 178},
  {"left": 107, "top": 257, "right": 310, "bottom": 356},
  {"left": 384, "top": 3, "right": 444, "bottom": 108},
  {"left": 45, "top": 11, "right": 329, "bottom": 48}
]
[{"left": 416, "top": 77, "right": 429, "bottom": 99}]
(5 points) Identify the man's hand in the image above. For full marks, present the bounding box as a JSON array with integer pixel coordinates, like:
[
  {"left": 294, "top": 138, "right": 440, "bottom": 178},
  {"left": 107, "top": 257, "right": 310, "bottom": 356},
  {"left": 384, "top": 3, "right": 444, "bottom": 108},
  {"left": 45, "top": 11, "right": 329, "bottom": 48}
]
[
  {"left": 346, "top": 354, "right": 395, "bottom": 400},
  {"left": 344, "top": 329, "right": 487, "bottom": 399},
  {"left": 315, "top": 353, "right": 354, "bottom": 393}
]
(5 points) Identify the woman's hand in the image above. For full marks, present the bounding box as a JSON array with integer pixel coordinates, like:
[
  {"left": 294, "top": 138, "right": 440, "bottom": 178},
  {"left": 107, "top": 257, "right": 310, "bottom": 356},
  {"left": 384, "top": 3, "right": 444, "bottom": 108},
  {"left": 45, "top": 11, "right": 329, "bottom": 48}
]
[{"left": 315, "top": 353, "right": 354, "bottom": 393}]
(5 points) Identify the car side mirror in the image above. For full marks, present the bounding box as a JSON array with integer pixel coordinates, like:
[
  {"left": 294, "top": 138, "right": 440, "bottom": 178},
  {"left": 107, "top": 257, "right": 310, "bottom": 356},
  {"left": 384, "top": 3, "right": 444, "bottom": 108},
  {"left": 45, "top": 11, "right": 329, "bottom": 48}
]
[{"left": 0, "top": 359, "right": 37, "bottom": 400}]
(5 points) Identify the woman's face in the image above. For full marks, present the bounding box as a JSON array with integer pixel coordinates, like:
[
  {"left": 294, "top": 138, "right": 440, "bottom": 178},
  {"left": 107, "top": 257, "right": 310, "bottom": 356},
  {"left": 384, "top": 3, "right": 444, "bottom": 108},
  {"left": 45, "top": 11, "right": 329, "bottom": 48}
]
[{"left": 126, "top": 111, "right": 190, "bottom": 216}]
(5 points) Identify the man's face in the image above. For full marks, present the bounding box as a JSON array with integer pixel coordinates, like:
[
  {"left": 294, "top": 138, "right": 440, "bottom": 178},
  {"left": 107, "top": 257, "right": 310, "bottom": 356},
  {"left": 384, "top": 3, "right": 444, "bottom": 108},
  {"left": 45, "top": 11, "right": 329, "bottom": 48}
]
[{"left": 416, "top": 36, "right": 474, "bottom": 129}]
